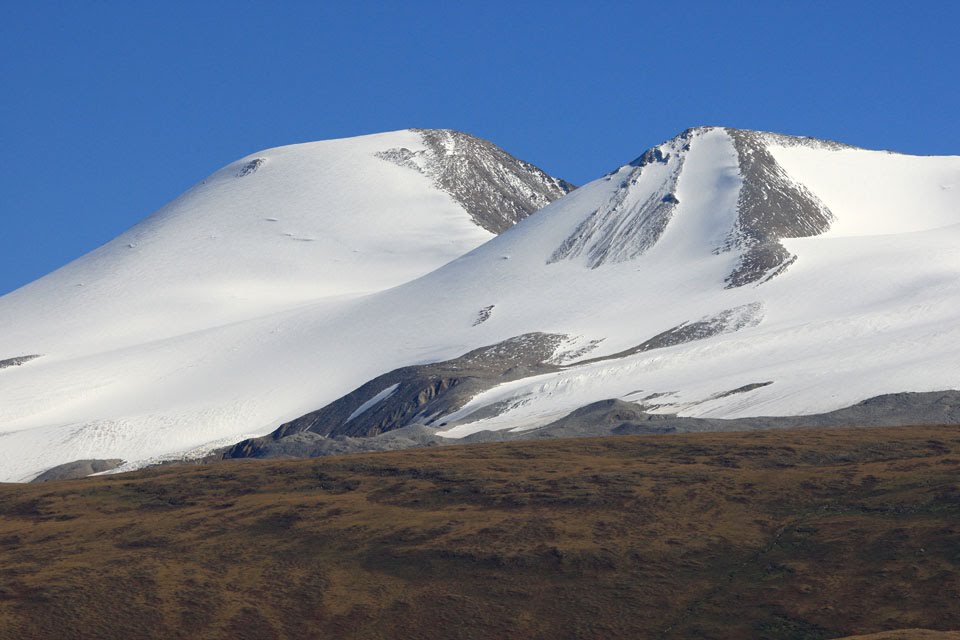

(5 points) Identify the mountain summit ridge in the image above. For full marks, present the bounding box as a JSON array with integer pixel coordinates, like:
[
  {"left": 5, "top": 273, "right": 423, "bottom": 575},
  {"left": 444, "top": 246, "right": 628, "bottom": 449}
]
[
  {"left": 546, "top": 126, "right": 838, "bottom": 286},
  {"left": 378, "top": 128, "right": 575, "bottom": 233}
]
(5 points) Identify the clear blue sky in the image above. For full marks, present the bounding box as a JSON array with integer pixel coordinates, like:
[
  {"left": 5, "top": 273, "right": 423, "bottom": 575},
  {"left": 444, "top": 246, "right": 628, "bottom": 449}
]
[{"left": 2, "top": 1, "right": 958, "bottom": 295}]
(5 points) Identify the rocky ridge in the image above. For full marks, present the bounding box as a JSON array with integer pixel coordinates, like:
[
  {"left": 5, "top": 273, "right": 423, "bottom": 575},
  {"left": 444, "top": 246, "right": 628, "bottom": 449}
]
[{"left": 377, "top": 128, "right": 575, "bottom": 233}]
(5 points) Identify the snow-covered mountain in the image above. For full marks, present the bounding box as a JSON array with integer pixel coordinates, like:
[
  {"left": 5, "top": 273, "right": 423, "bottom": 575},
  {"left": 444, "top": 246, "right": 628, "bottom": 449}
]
[
  {"left": 0, "top": 129, "right": 571, "bottom": 357},
  {"left": 0, "top": 129, "right": 572, "bottom": 481},
  {"left": 3, "top": 125, "right": 960, "bottom": 481},
  {"left": 236, "top": 126, "right": 960, "bottom": 450}
]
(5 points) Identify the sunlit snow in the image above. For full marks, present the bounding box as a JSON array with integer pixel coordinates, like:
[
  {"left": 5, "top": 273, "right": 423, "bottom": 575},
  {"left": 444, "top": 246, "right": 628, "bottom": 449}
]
[{"left": 2, "top": 127, "right": 960, "bottom": 481}]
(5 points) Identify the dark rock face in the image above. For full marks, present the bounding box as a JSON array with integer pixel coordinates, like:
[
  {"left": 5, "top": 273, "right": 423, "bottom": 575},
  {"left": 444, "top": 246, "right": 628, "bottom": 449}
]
[
  {"left": 472, "top": 305, "right": 495, "bottom": 326},
  {"left": 629, "top": 145, "right": 674, "bottom": 168},
  {"left": 0, "top": 354, "right": 41, "bottom": 370},
  {"left": 222, "top": 333, "right": 565, "bottom": 459},
  {"left": 31, "top": 459, "right": 124, "bottom": 482},
  {"left": 376, "top": 129, "right": 574, "bottom": 234},
  {"left": 724, "top": 129, "right": 836, "bottom": 243},
  {"left": 725, "top": 241, "right": 798, "bottom": 288},
  {"left": 720, "top": 128, "right": 836, "bottom": 288},
  {"left": 236, "top": 158, "right": 265, "bottom": 177}
]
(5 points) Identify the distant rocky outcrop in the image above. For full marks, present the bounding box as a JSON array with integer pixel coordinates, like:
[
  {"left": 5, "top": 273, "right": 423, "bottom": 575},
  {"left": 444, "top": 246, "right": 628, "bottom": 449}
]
[
  {"left": 31, "top": 459, "right": 124, "bottom": 482},
  {"left": 222, "top": 333, "right": 565, "bottom": 459},
  {"left": 721, "top": 128, "right": 836, "bottom": 287},
  {"left": 377, "top": 129, "right": 575, "bottom": 233},
  {"left": 235, "top": 157, "right": 265, "bottom": 177},
  {"left": 221, "top": 386, "right": 960, "bottom": 461},
  {"left": 0, "top": 354, "right": 41, "bottom": 370}
]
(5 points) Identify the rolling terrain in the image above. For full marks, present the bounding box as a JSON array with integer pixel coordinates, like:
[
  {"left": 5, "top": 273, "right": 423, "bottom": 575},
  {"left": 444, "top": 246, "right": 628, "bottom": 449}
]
[{"left": 1, "top": 425, "right": 959, "bottom": 639}]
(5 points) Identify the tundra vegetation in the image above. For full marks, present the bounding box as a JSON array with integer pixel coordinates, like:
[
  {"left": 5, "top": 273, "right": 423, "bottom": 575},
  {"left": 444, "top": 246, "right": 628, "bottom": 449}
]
[{"left": 1, "top": 426, "right": 959, "bottom": 639}]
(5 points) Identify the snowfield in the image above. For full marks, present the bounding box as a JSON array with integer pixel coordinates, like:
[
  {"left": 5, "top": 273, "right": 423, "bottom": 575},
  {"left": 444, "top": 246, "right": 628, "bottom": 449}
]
[
  {"left": 0, "top": 129, "right": 565, "bottom": 481},
  {"left": 0, "top": 130, "right": 495, "bottom": 358},
  {"left": 2, "top": 126, "right": 959, "bottom": 481}
]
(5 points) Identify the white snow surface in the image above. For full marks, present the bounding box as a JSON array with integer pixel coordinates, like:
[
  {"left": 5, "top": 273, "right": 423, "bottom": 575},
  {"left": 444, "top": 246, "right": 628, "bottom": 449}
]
[
  {"left": 0, "top": 130, "right": 492, "bottom": 358},
  {"left": 346, "top": 384, "right": 400, "bottom": 423},
  {"left": 0, "top": 129, "right": 497, "bottom": 481},
  {"left": 3, "top": 126, "right": 960, "bottom": 481}
]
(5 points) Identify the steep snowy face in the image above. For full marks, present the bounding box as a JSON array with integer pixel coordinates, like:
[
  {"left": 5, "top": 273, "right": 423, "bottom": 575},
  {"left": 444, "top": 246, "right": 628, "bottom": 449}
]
[
  {"left": 544, "top": 126, "right": 839, "bottom": 285},
  {"left": 547, "top": 133, "right": 691, "bottom": 267},
  {"left": 0, "top": 129, "right": 571, "bottom": 359}
]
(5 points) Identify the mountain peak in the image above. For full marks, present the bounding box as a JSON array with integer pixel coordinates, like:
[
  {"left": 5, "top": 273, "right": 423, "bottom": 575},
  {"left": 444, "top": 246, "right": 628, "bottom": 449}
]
[
  {"left": 374, "top": 128, "right": 575, "bottom": 233},
  {"left": 549, "top": 126, "right": 842, "bottom": 286}
]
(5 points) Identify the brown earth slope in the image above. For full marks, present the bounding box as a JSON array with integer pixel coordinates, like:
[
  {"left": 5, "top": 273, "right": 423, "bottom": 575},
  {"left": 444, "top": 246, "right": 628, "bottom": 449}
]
[{"left": 1, "top": 426, "right": 959, "bottom": 639}]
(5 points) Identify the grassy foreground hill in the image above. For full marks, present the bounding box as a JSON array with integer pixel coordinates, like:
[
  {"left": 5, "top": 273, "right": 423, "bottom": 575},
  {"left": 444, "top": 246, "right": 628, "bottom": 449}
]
[{"left": 1, "top": 426, "right": 959, "bottom": 639}]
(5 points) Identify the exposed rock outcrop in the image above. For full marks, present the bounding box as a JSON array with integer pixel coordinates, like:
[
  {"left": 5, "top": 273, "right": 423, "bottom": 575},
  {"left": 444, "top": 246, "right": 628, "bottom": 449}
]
[
  {"left": 31, "top": 459, "right": 124, "bottom": 482},
  {"left": 222, "top": 333, "right": 565, "bottom": 458},
  {"left": 0, "top": 354, "right": 41, "bottom": 370},
  {"left": 721, "top": 128, "right": 835, "bottom": 287},
  {"left": 377, "top": 129, "right": 575, "bottom": 234}
]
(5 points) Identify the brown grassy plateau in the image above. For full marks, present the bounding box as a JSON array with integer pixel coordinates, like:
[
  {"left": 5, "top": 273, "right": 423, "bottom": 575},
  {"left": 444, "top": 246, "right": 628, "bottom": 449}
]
[{"left": 1, "top": 426, "right": 959, "bottom": 639}]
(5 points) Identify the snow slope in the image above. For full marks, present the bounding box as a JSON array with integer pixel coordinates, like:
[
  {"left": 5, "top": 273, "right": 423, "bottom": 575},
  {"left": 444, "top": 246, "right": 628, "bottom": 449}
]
[
  {"left": 0, "top": 130, "right": 553, "bottom": 357},
  {"left": 0, "top": 129, "right": 569, "bottom": 481},
  {"left": 3, "top": 126, "right": 960, "bottom": 481}
]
